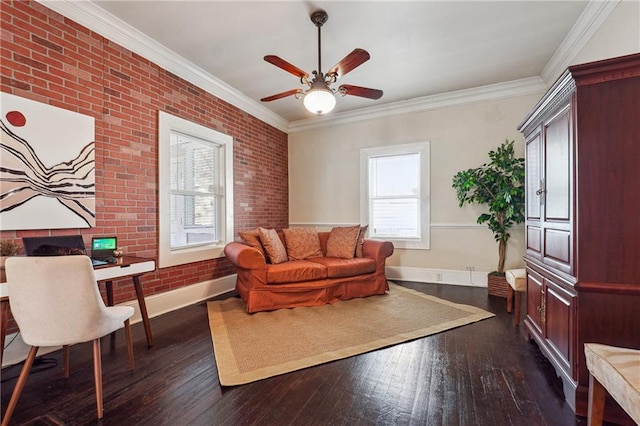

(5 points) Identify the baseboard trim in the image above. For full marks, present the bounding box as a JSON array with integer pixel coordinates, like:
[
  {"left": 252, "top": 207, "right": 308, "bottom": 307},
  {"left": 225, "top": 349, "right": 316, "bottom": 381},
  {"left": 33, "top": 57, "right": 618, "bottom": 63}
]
[
  {"left": 1, "top": 274, "right": 237, "bottom": 368},
  {"left": 386, "top": 266, "right": 488, "bottom": 287},
  {"left": 122, "top": 274, "right": 237, "bottom": 324}
]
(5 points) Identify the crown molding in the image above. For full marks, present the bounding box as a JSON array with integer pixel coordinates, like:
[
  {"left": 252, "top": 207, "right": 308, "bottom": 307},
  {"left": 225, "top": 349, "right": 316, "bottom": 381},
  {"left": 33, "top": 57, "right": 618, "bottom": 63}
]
[
  {"left": 38, "top": 0, "right": 289, "bottom": 133},
  {"left": 541, "top": 0, "right": 621, "bottom": 85},
  {"left": 287, "top": 77, "right": 546, "bottom": 133},
  {"left": 38, "top": 0, "right": 616, "bottom": 136}
]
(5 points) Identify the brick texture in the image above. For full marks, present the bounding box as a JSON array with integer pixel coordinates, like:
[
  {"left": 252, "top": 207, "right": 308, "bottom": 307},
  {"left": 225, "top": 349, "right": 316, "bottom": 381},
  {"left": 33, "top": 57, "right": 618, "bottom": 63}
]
[{"left": 1, "top": 1, "right": 288, "bottom": 331}]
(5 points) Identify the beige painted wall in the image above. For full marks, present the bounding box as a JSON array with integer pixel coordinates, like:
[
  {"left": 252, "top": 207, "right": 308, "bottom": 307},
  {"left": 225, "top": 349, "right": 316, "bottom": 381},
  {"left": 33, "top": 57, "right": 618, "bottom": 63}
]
[
  {"left": 288, "top": 1, "right": 639, "bottom": 276},
  {"left": 289, "top": 94, "right": 540, "bottom": 273},
  {"left": 570, "top": 1, "right": 640, "bottom": 70}
]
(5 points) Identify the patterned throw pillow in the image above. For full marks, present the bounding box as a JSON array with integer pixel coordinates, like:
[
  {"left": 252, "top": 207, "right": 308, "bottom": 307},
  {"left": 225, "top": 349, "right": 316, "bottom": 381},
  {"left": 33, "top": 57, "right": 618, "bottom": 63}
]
[
  {"left": 258, "top": 227, "right": 288, "bottom": 264},
  {"left": 355, "top": 224, "right": 369, "bottom": 258},
  {"left": 283, "top": 227, "right": 323, "bottom": 260},
  {"left": 238, "top": 229, "right": 266, "bottom": 258},
  {"left": 326, "top": 225, "right": 360, "bottom": 259}
]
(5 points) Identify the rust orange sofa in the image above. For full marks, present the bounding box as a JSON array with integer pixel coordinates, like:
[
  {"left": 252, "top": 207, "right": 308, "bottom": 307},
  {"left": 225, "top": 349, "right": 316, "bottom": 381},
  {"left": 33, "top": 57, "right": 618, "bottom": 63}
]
[{"left": 224, "top": 231, "right": 394, "bottom": 313}]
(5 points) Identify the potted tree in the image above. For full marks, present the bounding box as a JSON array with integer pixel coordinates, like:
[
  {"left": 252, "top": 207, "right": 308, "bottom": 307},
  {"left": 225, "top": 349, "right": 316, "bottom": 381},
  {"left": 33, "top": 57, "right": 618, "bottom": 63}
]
[
  {"left": 0, "top": 239, "right": 22, "bottom": 282},
  {"left": 452, "top": 139, "right": 525, "bottom": 297}
]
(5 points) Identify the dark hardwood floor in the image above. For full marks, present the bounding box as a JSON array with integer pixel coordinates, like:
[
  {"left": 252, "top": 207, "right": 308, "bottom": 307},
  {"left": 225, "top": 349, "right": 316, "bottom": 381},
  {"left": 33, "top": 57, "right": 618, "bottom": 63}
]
[{"left": 1, "top": 281, "right": 589, "bottom": 426}]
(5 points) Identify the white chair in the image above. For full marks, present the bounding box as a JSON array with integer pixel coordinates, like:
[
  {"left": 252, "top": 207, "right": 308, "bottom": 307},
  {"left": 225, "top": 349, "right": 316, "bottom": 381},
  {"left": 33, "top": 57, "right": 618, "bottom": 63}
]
[{"left": 2, "top": 256, "right": 134, "bottom": 425}]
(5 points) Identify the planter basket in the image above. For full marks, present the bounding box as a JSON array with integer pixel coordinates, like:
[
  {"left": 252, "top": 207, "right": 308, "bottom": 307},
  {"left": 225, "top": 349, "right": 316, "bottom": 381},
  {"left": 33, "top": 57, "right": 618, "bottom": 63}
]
[{"left": 488, "top": 274, "right": 509, "bottom": 298}]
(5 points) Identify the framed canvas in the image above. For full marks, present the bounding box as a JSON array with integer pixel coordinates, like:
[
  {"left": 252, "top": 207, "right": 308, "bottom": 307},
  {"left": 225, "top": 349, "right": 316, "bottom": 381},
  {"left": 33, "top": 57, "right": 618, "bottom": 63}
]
[{"left": 0, "top": 93, "right": 96, "bottom": 229}]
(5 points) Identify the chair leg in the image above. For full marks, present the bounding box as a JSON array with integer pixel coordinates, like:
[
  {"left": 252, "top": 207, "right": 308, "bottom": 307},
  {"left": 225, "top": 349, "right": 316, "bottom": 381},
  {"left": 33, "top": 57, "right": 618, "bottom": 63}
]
[
  {"left": 1, "top": 346, "right": 39, "bottom": 426},
  {"left": 63, "top": 345, "right": 70, "bottom": 378},
  {"left": 588, "top": 374, "right": 606, "bottom": 426},
  {"left": 93, "top": 339, "right": 104, "bottom": 419},
  {"left": 124, "top": 319, "right": 135, "bottom": 370},
  {"left": 506, "top": 286, "right": 514, "bottom": 313},
  {"left": 514, "top": 291, "right": 522, "bottom": 326},
  {"left": 0, "top": 299, "right": 10, "bottom": 366}
]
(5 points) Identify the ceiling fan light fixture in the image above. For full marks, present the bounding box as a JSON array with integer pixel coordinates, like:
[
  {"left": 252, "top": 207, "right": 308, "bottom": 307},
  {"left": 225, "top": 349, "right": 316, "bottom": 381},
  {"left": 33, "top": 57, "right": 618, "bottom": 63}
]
[
  {"left": 303, "top": 87, "right": 336, "bottom": 115},
  {"left": 261, "top": 10, "right": 382, "bottom": 115}
]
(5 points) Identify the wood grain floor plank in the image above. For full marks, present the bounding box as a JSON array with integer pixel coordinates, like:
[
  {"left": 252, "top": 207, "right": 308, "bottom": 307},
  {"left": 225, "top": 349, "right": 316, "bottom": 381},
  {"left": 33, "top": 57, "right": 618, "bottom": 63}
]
[{"left": 1, "top": 282, "right": 589, "bottom": 425}]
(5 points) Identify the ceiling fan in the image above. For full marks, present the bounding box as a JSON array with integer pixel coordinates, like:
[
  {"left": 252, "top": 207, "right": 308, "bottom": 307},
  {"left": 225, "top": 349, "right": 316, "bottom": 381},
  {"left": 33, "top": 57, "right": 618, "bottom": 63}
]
[{"left": 261, "top": 9, "right": 383, "bottom": 115}]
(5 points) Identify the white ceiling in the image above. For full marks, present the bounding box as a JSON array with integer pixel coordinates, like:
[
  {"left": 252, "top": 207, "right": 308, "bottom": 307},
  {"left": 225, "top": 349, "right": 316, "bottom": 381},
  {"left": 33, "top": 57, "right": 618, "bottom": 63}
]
[{"left": 87, "top": 1, "right": 590, "bottom": 125}]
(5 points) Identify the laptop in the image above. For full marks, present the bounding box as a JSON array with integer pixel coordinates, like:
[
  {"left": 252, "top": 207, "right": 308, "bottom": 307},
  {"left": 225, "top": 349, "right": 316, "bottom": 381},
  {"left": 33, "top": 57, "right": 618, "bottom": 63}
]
[
  {"left": 22, "top": 235, "right": 109, "bottom": 266},
  {"left": 91, "top": 236, "right": 118, "bottom": 263}
]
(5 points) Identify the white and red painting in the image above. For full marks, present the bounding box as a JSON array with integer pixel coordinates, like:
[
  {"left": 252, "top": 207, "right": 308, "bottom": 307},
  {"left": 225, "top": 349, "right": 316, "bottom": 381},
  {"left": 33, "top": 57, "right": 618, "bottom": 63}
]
[{"left": 0, "top": 93, "right": 96, "bottom": 230}]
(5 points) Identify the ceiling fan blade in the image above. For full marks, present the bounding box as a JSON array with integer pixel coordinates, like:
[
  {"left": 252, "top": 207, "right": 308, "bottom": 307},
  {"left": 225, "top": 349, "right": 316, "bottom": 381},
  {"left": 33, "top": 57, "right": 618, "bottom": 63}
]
[
  {"left": 339, "top": 84, "right": 383, "bottom": 100},
  {"left": 264, "top": 55, "right": 309, "bottom": 79},
  {"left": 260, "top": 89, "right": 302, "bottom": 102},
  {"left": 328, "top": 49, "right": 370, "bottom": 79}
]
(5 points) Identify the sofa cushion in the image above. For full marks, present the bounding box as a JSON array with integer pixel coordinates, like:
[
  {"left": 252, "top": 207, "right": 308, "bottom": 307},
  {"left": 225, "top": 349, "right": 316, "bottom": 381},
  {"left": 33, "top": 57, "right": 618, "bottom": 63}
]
[
  {"left": 283, "top": 227, "right": 323, "bottom": 260},
  {"left": 307, "top": 257, "right": 377, "bottom": 278},
  {"left": 326, "top": 225, "right": 360, "bottom": 259},
  {"left": 258, "top": 228, "right": 288, "bottom": 264},
  {"left": 238, "top": 229, "right": 266, "bottom": 259},
  {"left": 355, "top": 225, "right": 369, "bottom": 258},
  {"left": 266, "top": 260, "right": 328, "bottom": 284}
]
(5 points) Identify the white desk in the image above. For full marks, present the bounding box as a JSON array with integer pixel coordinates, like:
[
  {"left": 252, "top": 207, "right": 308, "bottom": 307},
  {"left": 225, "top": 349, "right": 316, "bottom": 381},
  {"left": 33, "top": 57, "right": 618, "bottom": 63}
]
[
  {"left": 93, "top": 256, "right": 156, "bottom": 347},
  {"left": 94, "top": 257, "right": 155, "bottom": 281},
  {"left": 1, "top": 256, "right": 156, "bottom": 364}
]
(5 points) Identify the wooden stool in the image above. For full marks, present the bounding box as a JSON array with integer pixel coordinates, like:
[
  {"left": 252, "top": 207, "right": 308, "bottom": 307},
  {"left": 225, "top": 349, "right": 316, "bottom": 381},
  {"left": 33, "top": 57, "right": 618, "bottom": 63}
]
[
  {"left": 584, "top": 343, "right": 640, "bottom": 425},
  {"left": 505, "top": 269, "right": 526, "bottom": 326}
]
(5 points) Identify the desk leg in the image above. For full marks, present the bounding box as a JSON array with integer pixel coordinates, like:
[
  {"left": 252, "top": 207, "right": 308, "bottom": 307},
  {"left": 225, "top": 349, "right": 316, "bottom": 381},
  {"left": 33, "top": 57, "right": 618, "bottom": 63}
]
[
  {"left": 133, "top": 275, "right": 153, "bottom": 347},
  {"left": 104, "top": 281, "right": 117, "bottom": 345},
  {"left": 105, "top": 281, "right": 114, "bottom": 306},
  {"left": 1, "top": 299, "right": 9, "bottom": 365}
]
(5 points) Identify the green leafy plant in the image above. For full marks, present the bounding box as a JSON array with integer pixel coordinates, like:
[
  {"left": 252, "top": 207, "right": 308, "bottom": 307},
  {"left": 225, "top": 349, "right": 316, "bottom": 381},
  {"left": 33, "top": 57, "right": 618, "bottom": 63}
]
[
  {"left": 452, "top": 139, "right": 525, "bottom": 273},
  {"left": 0, "top": 239, "right": 22, "bottom": 257}
]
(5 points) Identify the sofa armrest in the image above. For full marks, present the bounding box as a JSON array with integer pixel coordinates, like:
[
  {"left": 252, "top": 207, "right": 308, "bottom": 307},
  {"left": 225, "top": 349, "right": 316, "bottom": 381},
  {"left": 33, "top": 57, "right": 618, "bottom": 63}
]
[
  {"left": 363, "top": 239, "right": 394, "bottom": 263},
  {"left": 224, "top": 242, "right": 267, "bottom": 270}
]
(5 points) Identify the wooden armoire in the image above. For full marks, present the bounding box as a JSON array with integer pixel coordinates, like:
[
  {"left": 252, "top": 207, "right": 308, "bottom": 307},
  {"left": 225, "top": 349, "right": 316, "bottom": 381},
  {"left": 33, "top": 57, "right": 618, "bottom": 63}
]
[{"left": 518, "top": 53, "right": 640, "bottom": 421}]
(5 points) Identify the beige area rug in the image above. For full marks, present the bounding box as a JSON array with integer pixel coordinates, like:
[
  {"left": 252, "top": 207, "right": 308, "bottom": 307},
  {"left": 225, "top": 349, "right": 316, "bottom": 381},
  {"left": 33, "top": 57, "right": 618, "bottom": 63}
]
[{"left": 207, "top": 283, "right": 494, "bottom": 386}]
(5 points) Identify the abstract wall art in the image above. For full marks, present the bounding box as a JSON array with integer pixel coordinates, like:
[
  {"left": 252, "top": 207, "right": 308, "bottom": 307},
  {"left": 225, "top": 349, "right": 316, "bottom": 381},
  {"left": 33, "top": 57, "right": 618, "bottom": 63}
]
[{"left": 1, "top": 93, "right": 96, "bottom": 230}]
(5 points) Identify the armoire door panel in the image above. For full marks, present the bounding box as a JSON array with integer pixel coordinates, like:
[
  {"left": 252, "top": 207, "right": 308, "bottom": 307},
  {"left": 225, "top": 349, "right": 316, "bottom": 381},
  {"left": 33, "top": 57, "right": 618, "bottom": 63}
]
[
  {"left": 544, "top": 108, "right": 571, "bottom": 221},
  {"left": 544, "top": 228, "right": 571, "bottom": 264},
  {"left": 526, "top": 269, "right": 543, "bottom": 334},
  {"left": 526, "top": 131, "right": 541, "bottom": 220},
  {"left": 527, "top": 226, "right": 541, "bottom": 253},
  {"left": 544, "top": 283, "right": 574, "bottom": 372}
]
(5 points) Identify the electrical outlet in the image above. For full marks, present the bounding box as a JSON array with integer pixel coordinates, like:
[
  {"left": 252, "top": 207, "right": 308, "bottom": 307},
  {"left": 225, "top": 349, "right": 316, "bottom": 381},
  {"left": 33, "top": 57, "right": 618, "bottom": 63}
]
[
  {"left": 465, "top": 266, "right": 475, "bottom": 271},
  {"left": 436, "top": 273, "right": 443, "bottom": 281}
]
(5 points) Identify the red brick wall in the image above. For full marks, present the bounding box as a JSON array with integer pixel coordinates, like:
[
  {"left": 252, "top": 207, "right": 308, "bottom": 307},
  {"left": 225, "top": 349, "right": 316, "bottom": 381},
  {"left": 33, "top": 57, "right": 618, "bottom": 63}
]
[{"left": 1, "top": 2, "right": 288, "bottom": 306}]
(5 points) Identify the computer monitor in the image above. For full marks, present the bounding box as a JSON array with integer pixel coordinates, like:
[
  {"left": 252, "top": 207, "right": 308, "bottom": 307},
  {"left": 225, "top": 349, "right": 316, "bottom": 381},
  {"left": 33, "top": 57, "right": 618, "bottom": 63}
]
[{"left": 23, "top": 235, "right": 86, "bottom": 256}]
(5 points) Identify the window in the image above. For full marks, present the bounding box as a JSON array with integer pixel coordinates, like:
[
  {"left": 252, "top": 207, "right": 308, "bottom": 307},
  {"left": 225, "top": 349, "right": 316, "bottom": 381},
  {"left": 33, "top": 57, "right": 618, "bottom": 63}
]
[
  {"left": 360, "top": 142, "right": 430, "bottom": 249},
  {"left": 158, "top": 111, "right": 233, "bottom": 267}
]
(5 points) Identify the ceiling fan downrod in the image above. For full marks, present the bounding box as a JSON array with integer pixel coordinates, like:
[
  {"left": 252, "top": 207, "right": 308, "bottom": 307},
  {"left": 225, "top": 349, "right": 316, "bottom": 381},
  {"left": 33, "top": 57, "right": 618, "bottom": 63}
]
[{"left": 310, "top": 10, "right": 328, "bottom": 81}]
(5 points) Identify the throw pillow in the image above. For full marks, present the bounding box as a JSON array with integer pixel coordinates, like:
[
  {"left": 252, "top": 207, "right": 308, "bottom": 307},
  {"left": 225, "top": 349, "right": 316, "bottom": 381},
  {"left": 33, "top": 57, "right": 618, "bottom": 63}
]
[
  {"left": 326, "top": 225, "right": 360, "bottom": 259},
  {"left": 283, "top": 227, "right": 323, "bottom": 260},
  {"left": 258, "top": 227, "right": 288, "bottom": 264},
  {"left": 238, "top": 229, "right": 266, "bottom": 258},
  {"left": 355, "top": 224, "right": 369, "bottom": 258}
]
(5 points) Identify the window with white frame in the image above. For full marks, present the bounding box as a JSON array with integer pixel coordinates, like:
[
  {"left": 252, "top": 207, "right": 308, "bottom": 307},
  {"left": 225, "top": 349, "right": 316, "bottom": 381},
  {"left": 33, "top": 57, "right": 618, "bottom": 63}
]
[
  {"left": 360, "top": 142, "right": 430, "bottom": 249},
  {"left": 158, "top": 111, "right": 233, "bottom": 267}
]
